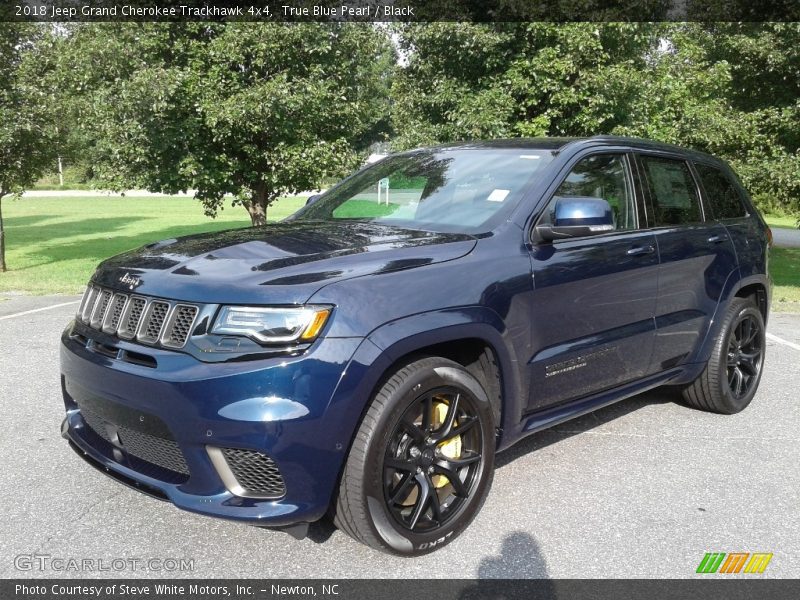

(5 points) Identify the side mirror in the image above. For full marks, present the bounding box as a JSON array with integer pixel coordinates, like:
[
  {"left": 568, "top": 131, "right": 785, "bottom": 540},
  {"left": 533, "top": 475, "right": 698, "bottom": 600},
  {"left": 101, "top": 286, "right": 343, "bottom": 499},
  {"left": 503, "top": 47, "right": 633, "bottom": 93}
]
[
  {"left": 305, "top": 194, "right": 322, "bottom": 206},
  {"left": 535, "top": 197, "right": 615, "bottom": 242}
]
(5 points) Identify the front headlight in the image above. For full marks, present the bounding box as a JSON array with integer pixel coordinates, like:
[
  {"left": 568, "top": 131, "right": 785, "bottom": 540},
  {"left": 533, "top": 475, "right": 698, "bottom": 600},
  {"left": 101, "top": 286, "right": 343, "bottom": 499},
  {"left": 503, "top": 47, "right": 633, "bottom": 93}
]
[{"left": 210, "top": 305, "right": 331, "bottom": 344}]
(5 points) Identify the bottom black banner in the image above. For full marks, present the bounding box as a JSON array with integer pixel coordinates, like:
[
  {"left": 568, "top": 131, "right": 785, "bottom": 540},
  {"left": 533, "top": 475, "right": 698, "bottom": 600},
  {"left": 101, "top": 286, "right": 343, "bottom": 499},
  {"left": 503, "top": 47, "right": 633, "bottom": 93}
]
[{"left": 3, "top": 579, "right": 800, "bottom": 600}]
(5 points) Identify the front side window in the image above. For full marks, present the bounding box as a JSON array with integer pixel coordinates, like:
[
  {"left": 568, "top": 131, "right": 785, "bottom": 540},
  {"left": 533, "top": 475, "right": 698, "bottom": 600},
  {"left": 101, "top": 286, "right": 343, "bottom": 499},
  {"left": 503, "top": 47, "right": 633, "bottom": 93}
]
[
  {"left": 296, "top": 149, "right": 555, "bottom": 233},
  {"left": 640, "top": 156, "right": 702, "bottom": 226},
  {"left": 541, "top": 153, "right": 637, "bottom": 231},
  {"left": 694, "top": 162, "right": 748, "bottom": 220}
]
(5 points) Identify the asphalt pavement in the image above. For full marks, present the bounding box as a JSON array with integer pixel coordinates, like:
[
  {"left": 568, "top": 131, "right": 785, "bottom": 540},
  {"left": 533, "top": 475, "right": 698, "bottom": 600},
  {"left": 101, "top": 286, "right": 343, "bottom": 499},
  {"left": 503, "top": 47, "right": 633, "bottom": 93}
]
[
  {"left": 0, "top": 297, "right": 798, "bottom": 578},
  {"left": 772, "top": 226, "right": 800, "bottom": 248}
]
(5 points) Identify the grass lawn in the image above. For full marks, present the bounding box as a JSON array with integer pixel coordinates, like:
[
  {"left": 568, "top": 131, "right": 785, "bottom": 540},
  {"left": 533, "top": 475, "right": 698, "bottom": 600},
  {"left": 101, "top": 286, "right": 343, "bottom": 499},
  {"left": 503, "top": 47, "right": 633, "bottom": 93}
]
[
  {"left": 764, "top": 214, "right": 800, "bottom": 229},
  {"left": 771, "top": 247, "right": 800, "bottom": 313},
  {"left": 333, "top": 199, "right": 399, "bottom": 218},
  {"left": 0, "top": 195, "right": 306, "bottom": 294},
  {"left": 749, "top": 213, "right": 799, "bottom": 311}
]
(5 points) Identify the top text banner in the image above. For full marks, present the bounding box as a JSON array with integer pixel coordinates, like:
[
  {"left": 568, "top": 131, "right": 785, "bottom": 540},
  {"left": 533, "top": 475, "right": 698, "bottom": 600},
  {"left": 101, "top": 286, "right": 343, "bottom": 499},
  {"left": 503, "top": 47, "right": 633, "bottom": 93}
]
[{"left": 5, "top": 0, "right": 800, "bottom": 22}]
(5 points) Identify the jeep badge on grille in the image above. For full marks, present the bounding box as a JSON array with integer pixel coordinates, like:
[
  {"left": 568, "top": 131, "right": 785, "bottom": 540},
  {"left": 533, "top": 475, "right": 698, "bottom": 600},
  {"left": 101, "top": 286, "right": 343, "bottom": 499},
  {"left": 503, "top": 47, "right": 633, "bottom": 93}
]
[{"left": 119, "top": 272, "right": 142, "bottom": 290}]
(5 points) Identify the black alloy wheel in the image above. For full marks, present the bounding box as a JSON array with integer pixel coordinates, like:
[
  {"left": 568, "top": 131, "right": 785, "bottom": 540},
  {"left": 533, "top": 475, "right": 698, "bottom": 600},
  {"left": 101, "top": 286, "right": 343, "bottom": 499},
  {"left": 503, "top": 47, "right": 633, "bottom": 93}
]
[
  {"left": 383, "top": 387, "right": 484, "bottom": 532},
  {"left": 726, "top": 313, "right": 764, "bottom": 400},
  {"left": 682, "top": 297, "right": 766, "bottom": 414},
  {"left": 334, "top": 356, "right": 495, "bottom": 555}
]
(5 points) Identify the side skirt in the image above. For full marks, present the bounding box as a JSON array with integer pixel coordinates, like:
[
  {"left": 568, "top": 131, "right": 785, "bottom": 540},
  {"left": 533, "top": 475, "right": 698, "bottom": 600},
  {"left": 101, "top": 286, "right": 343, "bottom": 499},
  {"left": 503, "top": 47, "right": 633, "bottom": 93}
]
[{"left": 516, "top": 367, "right": 684, "bottom": 439}]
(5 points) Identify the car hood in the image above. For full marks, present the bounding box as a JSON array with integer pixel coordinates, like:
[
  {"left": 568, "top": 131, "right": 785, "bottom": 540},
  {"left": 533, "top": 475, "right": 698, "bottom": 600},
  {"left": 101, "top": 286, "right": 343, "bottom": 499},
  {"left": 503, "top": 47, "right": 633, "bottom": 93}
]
[{"left": 92, "top": 220, "right": 477, "bottom": 304}]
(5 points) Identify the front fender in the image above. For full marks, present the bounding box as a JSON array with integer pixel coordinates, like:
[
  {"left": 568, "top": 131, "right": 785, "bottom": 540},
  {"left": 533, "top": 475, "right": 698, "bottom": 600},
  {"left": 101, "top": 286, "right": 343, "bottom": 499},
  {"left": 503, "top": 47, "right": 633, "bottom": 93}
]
[
  {"left": 365, "top": 307, "right": 524, "bottom": 449},
  {"left": 315, "top": 306, "right": 528, "bottom": 510}
]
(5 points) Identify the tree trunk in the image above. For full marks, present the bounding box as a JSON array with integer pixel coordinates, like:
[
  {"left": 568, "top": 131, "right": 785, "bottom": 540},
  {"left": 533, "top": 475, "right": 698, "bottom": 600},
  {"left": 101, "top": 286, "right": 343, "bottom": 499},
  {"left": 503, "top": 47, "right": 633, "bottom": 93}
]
[
  {"left": 0, "top": 191, "right": 6, "bottom": 272},
  {"left": 246, "top": 183, "right": 269, "bottom": 227}
]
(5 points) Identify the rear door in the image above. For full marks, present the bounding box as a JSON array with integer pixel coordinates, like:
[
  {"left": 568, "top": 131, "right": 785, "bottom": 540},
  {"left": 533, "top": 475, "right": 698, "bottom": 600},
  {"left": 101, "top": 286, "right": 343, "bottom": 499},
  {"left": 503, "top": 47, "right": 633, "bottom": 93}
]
[
  {"left": 635, "top": 153, "right": 738, "bottom": 371},
  {"left": 693, "top": 161, "right": 767, "bottom": 280},
  {"left": 526, "top": 152, "right": 659, "bottom": 410}
]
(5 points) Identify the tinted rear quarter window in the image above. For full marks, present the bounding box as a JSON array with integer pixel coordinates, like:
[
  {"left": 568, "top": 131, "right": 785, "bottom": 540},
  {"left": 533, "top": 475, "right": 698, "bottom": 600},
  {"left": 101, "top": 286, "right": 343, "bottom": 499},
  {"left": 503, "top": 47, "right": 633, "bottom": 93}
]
[
  {"left": 639, "top": 155, "right": 702, "bottom": 226},
  {"left": 694, "top": 162, "right": 748, "bottom": 220}
]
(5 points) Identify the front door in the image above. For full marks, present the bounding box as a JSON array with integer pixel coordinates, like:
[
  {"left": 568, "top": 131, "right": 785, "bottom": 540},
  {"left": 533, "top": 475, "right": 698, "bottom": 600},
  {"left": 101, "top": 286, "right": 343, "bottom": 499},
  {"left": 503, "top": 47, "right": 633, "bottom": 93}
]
[{"left": 526, "top": 153, "right": 659, "bottom": 411}]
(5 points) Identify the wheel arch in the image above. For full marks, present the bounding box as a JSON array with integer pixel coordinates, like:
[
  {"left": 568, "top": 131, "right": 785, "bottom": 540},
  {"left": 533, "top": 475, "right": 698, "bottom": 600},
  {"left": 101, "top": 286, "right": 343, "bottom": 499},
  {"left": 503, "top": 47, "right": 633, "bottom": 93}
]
[
  {"left": 363, "top": 308, "right": 522, "bottom": 440},
  {"left": 732, "top": 278, "right": 770, "bottom": 324},
  {"left": 691, "top": 272, "right": 770, "bottom": 366}
]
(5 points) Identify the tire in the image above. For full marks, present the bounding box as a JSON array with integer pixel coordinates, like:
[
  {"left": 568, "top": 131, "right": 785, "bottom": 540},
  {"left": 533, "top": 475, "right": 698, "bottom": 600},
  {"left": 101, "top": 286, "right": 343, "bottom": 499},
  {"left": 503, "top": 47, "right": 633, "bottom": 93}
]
[
  {"left": 334, "top": 356, "right": 495, "bottom": 555},
  {"left": 682, "top": 297, "right": 766, "bottom": 414}
]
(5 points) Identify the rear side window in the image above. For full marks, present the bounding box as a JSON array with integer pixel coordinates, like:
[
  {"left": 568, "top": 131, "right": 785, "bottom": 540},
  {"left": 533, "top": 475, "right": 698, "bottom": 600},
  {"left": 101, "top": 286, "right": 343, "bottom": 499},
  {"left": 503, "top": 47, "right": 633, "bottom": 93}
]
[
  {"left": 694, "top": 162, "right": 748, "bottom": 220},
  {"left": 639, "top": 156, "right": 702, "bottom": 226}
]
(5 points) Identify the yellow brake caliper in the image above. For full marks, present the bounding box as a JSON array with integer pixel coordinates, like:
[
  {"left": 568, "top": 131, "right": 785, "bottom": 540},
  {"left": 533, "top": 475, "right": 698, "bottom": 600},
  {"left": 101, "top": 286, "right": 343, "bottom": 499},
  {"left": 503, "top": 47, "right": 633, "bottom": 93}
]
[
  {"left": 398, "top": 398, "right": 463, "bottom": 506},
  {"left": 432, "top": 400, "right": 461, "bottom": 489}
]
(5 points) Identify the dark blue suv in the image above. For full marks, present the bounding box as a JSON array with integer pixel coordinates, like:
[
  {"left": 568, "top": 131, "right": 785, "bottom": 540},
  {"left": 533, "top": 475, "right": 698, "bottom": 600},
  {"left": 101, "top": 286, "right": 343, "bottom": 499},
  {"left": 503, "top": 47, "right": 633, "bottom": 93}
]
[{"left": 60, "top": 136, "right": 770, "bottom": 555}]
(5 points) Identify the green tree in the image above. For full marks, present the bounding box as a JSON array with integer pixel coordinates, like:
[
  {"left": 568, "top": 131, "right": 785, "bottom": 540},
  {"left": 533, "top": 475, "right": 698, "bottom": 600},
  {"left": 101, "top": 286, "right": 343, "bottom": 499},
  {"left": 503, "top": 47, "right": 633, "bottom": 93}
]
[
  {"left": 0, "top": 23, "right": 57, "bottom": 271},
  {"left": 391, "top": 23, "right": 661, "bottom": 148},
  {"left": 57, "top": 23, "right": 394, "bottom": 225},
  {"left": 392, "top": 23, "right": 800, "bottom": 219},
  {"left": 613, "top": 23, "right": 800, "bottom": 217}
]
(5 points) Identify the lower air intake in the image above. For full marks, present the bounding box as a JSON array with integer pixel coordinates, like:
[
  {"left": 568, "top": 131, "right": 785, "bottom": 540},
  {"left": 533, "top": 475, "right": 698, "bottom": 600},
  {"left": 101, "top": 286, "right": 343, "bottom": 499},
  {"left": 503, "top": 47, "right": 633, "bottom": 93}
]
[
  {"left": 77, "top": 402, "right": 190, "bottom": 481},
  {"left": 209, "top": 447, "right": 286, "bottom": 499}
]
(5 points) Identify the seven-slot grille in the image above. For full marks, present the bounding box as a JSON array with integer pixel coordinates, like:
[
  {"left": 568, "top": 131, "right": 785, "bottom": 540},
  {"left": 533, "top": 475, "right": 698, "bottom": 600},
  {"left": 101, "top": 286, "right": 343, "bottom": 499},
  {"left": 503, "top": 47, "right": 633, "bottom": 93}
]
[{"left": 77, "top": 284, "right": 199, "bottom": 349}]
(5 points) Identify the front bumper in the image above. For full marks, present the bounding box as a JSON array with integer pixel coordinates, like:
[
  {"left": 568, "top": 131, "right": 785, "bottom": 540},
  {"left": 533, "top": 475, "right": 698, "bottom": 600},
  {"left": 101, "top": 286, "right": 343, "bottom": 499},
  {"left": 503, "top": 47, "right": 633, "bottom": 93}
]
[{"left": 60, "top": 324, "right": 365, "bottom": 526}]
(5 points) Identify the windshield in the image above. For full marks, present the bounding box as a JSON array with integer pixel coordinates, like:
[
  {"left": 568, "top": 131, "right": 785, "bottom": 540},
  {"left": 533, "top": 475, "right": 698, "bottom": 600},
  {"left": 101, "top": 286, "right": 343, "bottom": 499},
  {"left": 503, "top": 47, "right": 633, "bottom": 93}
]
[{"left": 294, "top": 148, "right": 555, "bottom": 233}]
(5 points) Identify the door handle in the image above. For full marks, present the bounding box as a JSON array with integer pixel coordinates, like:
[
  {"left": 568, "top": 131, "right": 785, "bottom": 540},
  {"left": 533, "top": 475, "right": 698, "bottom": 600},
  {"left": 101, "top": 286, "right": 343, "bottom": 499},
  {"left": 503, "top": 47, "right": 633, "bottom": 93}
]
[
  {"left": 708, "top": 234, "right": 728, "bottom": 244},
  {"left": 626, "top": 245, "right": 655, "bottom": 256}
]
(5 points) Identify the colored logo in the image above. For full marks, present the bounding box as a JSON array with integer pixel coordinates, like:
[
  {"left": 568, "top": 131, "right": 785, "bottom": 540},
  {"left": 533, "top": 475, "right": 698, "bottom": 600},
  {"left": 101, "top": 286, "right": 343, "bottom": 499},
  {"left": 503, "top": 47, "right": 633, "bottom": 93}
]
[{"left": 696, "top": 552, "right": 773, "bottom": 574}]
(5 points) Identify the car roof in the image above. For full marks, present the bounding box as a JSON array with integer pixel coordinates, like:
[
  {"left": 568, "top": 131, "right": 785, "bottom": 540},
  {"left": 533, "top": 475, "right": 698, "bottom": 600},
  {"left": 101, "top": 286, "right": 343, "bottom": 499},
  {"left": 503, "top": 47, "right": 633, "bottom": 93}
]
[
  {"left": 421, "top": 135, "right": 725, "bottom": 165},
  {"left": 422, "top": 138, "right": 575, "bottom": 151}
]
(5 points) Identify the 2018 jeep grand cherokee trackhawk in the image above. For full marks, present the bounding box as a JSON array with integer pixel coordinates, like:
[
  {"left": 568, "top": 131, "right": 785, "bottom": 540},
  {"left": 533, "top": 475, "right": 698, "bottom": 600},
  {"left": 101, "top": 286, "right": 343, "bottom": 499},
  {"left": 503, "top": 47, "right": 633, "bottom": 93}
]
[{"left": 60, "top": 136, "right": 771, "bottom": 555}]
